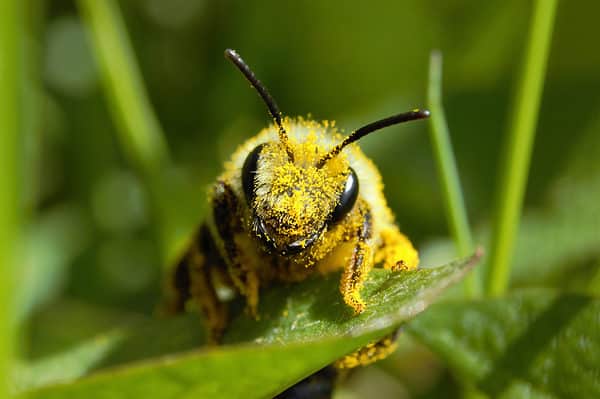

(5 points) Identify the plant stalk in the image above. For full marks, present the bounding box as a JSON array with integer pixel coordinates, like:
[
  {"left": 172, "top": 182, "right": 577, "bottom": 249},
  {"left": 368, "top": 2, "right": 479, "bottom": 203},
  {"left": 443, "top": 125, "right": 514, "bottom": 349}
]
[
  {"left": 427, "top": 51, "right": 479, "bottom": 298},
  {"left": 485, "top": 0, "right": 558, "bottom": 296},
  {"left": 77, "top": 0, "right": 169, "bottom": 174},
  {"left": 0, "top": 0, "right": 23, "bottom": 396}
]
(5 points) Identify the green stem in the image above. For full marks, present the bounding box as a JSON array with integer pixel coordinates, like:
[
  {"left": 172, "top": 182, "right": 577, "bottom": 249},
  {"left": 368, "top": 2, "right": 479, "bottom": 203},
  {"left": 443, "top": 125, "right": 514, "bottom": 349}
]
[
  {"left": 485, "top": 0, "right": 558, "bottom": 296},
  {"left": 77, "top": 0, "right": 169, "bottom": 174},
  {"left": 427, "top": 51, "right": 479, "bottom": 298},
  {"left": 77, "top": 0, "right": 174, "bottom": 259},
  {"left": 0, "top": 0, "right": 23, "bottom": 396}
]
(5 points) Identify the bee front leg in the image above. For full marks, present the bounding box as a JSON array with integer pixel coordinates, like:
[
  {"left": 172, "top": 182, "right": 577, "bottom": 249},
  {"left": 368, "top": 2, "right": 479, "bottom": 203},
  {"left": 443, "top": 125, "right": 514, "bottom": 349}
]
[
  {"left": 340, "top": 207, "right": 373, "bottom": 314},
  {"left": 212, "top": 181, "right": 261, "bottom": 318},
  {"left": 336, "top": 222, "right": 420, "bottom": 369}
]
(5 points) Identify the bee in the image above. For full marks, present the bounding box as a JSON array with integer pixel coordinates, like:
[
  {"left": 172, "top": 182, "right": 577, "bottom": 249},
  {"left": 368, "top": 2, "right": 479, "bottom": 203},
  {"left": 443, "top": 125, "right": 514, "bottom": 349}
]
[{"left": 165, "top": 49, "right": 429, "bottom": 368}]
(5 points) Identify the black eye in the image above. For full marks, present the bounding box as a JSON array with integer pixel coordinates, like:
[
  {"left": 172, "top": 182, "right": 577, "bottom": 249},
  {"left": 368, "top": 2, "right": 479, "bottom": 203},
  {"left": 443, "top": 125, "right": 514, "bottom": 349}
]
[
  {"left": 242, "top": 144, "right": 265, "bottom": 204},
  {"left": 330, "top": 168, "right": 359, "bottom": 223}
]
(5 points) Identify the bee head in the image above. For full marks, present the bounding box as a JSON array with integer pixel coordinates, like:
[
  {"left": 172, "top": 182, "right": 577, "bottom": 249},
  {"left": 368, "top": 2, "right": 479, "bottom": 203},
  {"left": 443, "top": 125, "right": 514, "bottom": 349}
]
[
  {"left": 226, "top": 48, "right": 429, "bottom": 256},
  {"left": 241, "top": 126, "right": 358, "bottom": 255}
]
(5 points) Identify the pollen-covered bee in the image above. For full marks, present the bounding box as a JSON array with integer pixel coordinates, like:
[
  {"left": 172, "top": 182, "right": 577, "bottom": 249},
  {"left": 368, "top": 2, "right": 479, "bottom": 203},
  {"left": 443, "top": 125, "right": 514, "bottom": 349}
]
[{"left": 165, "top": 49, "right": 429, "bottom": 367}]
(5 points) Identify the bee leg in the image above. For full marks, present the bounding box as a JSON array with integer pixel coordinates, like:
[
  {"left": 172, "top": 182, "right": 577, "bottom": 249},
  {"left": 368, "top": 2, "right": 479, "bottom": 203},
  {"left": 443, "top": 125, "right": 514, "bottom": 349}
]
[
  {"left": 334, "top": 329, "right": 402, "bottom": 369},
  {"left": 337, "top": 215, "right": 412, "bottom": 369},
  {"left": 375, "top": 226, "right": 419, "bottom": 272},
  {"left": 163, "top": 225, "right": 228, "bottom": 344},
  {"left": 161, "top": 248, "right": 192, "bottom": 316},
  {"left": 212, "top": 181, "right": 261, "bottom": 318},
  {"left": 340, "top": 207, "right": 373, "bottom": 314},
  {"left": 189, "top": 226, "right": 230, "bottom": 344}
]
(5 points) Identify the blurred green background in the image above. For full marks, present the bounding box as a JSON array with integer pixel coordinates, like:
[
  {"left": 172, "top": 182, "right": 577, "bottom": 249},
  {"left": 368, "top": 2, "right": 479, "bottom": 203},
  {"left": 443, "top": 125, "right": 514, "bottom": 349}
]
[{"left": 19, "top": 0, "right": 599, "bottom": 393}]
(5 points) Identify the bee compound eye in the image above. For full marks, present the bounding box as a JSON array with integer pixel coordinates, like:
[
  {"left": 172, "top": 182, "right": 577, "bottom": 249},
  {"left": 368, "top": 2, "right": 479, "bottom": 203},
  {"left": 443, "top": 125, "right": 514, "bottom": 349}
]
[
  {"left": 330, "top": 168, "right": 359, "bottom": 224},
  {"left": 242, "top": 144, "right": 265, "bottom": 204}
]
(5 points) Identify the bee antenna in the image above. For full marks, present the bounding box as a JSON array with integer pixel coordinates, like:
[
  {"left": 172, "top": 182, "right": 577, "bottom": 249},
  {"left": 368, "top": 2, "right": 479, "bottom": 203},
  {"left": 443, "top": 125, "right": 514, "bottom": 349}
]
[
  {"left": 225, "top": 49, "right": 294, "bottom": 161},
  {"left": 317, "top": 109, "right": 430, "bottom": 168}
]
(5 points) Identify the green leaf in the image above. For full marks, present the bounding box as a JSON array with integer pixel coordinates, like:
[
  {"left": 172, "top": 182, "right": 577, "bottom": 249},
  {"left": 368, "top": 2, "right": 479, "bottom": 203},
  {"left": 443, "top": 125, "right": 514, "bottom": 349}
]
[
  {"left": 19, "top": 253, "right": 480, "bottom": 398},
  {"left": 14, "top": 329, "right": 126, "bottom": 393},
  {"left": 224, "top": 251, "right": 480, "bottom": 345},
  {"left": 408, "top": 289, "right": 600, "bottom": 398},
  {"left": 22, "top": 337, "right": 378, "bottom": 399}
]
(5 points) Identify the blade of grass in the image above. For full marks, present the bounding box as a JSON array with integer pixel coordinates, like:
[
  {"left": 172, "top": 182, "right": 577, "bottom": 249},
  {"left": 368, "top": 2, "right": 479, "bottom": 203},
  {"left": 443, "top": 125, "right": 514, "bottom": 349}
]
[
  {"left": 76, "top": 0, "right": 174, "bottom": 259},
  {"left": 0, "top": 0, "right": 23, "bottom": 397},
  {"left": 485, "top": 0, "right": 558, "bottom": 296},
  {"left": 427, "top": 51, "right": 479, "bottom": 298},
  {"left": 76, "top": 0, "right": 169, "bottom": 174}
]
